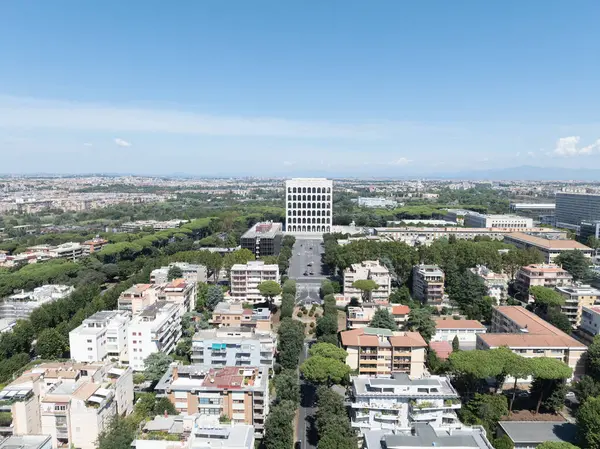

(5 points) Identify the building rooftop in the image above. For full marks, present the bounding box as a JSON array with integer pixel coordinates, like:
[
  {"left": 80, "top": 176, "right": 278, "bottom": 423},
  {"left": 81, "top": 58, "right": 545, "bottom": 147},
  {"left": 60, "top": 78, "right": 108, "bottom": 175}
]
[
  {"left": 340, "top": 327, "right": 427, "bottom": 348},
  {"left": 0, "top": 435, "right": 53, "bottom": 449},
  {"left": 556, "top": 284, "right": 600, "bottom": 296},
  {"left": 156, "top": 364, "right": 267, "bottom": 393},
  {"left": 506, "top": 232, "right": 592, "bottom": 251},
  {"left": 429, "top": 341, "right": 453, "bottom": 360},
  {"left": 497, "top": 421, "right": 577, "bottom": 445},
  {"left": 519, "top": 264, "right": 573, "bottom": 274},
  {"left": 391, "top": 305, "right": 410, "bottom": 315},
  {"left": 353, "top": 373, "right": 457, "bottom": 396},
  {"left": 231, "top": 260, "right": 278, "bottom": 271},
  {"left": 435, "top": 319, "right": 486, "bottom": 330},
  {"left": 241, "top": 221, "right": 283, "bottom": 239}
]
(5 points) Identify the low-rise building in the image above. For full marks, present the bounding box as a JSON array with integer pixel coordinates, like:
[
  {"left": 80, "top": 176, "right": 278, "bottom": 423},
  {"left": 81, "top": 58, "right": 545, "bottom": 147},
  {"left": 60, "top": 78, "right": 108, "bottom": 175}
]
[
  {"left": 504, "top": 232, "right": 593, "bottom": 263},
  {"left": 363, "top": 424, "right": 494, "bottom": 449},
  {"left": 150, "top": 262, "right": 208, "bottom": 284},
  {"left": 69, "top": 310, "right": 131, "bottom": 363},
  {"left": 340, "top": 327, "right": 427, "bottom": 378},
  {"left": 578, "top": 305, "right": 600, "bottom": 343},
  {"left": 515, "top": 264, "right": 573, "bottom": 301},
  {"left": 432, "top": 319, "right": 487, "bottom": 348},
  {"left": 555, "top": 284, "right": 600, "bottom": 328},
  {"left": 155, "top": 364, "right": 269, "bottom": 437},
  {"left": 343, "top": 261, "right": 391, "bottom": 302},
  {"left": 463, "top": 213, "right": 533, "bottom": 229},
  {"left": 470, "top": 265, "right": 509, "bottom": 303},
  {"left": 477, "top": 306, "right": 587, "bottom": 380},
  {"left": 209, "top": 302, "right": 272, "bottom": 332},
  {"left": 0, "top": 285, "right": 74, "bottom": 320},
  {"left": 240, "top": 222, "right": 283, "bottom": 258},
  {"left": 230, "top": 261, "right": 280, "bottom": 303},
  {"left": 81, "top": 237, "right": 108, "bottom": 255},
  {"left": 350, "top": 374, "right": 461, "bottom": 436},
  {"left": 347, "top": 305, "right": 410, "bottom": 330},
  {"left": 497, "top": 421, "right": 577, "bottom": 449},
  {"left": 412, "top": 265, "right": 445, "bottom": 305},
  {"left": 191, "top": 327, "right": 276, "bottom": 368},
  {"left": 357, "top": 197, "right": 398, "bottom": 208},
  {"left": 127, "top": 301, "right": 182, "bottom": 370},
  {"left": 391, "top": 305, "right": 411, "bottom": 328}
]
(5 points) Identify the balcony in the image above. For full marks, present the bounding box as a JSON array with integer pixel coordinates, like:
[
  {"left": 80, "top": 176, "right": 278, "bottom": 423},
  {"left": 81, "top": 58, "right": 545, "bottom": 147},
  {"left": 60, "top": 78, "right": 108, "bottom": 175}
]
[{"left": 374, "top": 412, "right": 399, "bottom": 422}]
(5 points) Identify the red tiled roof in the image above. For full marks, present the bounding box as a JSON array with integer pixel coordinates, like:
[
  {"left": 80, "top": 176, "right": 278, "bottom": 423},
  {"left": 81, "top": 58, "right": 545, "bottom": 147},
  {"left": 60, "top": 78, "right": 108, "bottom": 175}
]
[
  {"left": 429, "top": 341, "right": 453, "bottom": 360},
  {"left": 392, "top": 305, "right": 410, "bottom": 315},
  {"left": 202, "top": 366, "right": 258, "bottom": 389}
]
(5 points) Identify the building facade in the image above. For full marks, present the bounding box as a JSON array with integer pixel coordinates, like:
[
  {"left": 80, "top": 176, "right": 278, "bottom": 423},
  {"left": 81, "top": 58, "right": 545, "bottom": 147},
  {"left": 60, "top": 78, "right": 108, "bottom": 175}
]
[
  {"left": 463, "top": 213, "right": 533, "bottom": 229},
  {"left": 240, "top": 222, "right": 283, "bottom": 257},
  {"left": 412, "top": 265, "right": 445, "bottom": 305},
  {"left": 69, "top": 310, "right": 130, "bottom": 363},
  {"left": 285, "top": 178, "right": 333, "bottom": 233},
  {"left": 0, "top": 285, "right": 74, "bottom": 320},
  {"left": 432, "top": 319, "right": 487, "bottom": 346},
  {"left": 503, "top": 232, "right": 593, "bottom": 263},
  {"left": 230, "top": 261, "right": 280, "bottom": 303},
  {"left": 556, "top": 192, "right": 600, "bottom": 231},
  {"left": 556, "top": 284, "right": 600, "bottom": 328},
  {"left": 515, "top": 264, "right": 573, "bottom": 300},
  {"left": 579, "top": 306, "right": 600, "bottom": 342},
  {"left": 470, "top": 265, "right": 509, "bottom": 303},
  {"left": 363, "top": 424, "right": 494, "bottom": 449},
  {"left": 343, "top": 260, "right": 391, "bottom": 302},
  {"left": 209, "top": 302, "right": 272, "bottom": 332},
  {"left": 150, "top": 262, "right": 207, "bottom": 284}
]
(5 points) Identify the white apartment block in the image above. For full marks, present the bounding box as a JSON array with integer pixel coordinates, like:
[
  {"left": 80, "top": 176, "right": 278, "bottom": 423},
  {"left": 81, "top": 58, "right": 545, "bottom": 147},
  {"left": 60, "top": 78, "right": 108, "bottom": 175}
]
[
  {"left": 2, "top": 362, "right": 133, "bottom": 449},
  {"left": 230, "top": 261, "right": 280, "bottom": 303},
  {"left": 69, "top": 310, "right": 131, "bottom": 363},
  {"left": 556, "top": 284, "right": 600, "bottom": 328},
  {"left": 346, "top": 305, "right": 410, "bottom": 330},
  {"left": 579, "top": 306, "right": 600, "bottom": 342},
  {"left": 412, "top": 265, "right": 445, "bottom": 305},
  {"left": 350, "top": 374, "right": 462, "bottom": 436},
  {"left": 118, "top": 284, "right": 161, "bottom": 314},
  {"left": 363, "top": 424, "right": 494, "bottom": 449},
  {"left": 118, "top": 280, "right": 195, "bottom": 316},
  {"left": 470, "top": 265, "right": 509, "bottom": 303},
  {"left": 127, "top": 301, "right": 182, "bottom": 371},
  {"left": 150, "top": 262, "right": 208, "bottom": 284},
  {"left": 343, "top": 260, "right": 391, "bottom": 302},
  {"left": 432, "top": 319, "right": 487, "bottom": 346},
  {"left": 285, "top": 178, "right": 333, "bottom": 234},
  {"left": 162, "top": 278, "right": 197, "bottom": 315},
  {"left": 0, "top": 285, "right": 74, "bottom": 320}
]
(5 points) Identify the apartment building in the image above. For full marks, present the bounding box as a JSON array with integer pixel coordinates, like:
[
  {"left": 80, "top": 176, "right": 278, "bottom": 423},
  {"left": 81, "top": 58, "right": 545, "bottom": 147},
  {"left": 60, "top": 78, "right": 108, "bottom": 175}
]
[
  {"left": 0, "top": 285, "right": 74, "bottom": 320},
  {"left": 81, "top": 237, "right": 108, "bottom": 255},
  {"left": 432, "top": 319, "right": 487, "bottom": 347},
  {"left": 118, "top": 280, "right": 195, "bottom": 316},
  {"left": 118, "top": 284, "right": 161, "bottom": 314},
  {"left": 161, "top": 278, "right": 196, "bottom": 315},
  {"left": 343, "top": 260, "right": 391, "bottom": 302},
  {"left": 150, "top": 262, "right": 208, "bottom": 284},
  {"left": 579, "top": 306, "right": 600, "bottom": 343},
  {"left": 191, "top": 327, "right": 276, "bottom": 368},
  {"left": 515, "top": 264, "right": 573, "bottom": 300},
  {"left": 240, "top": 222, "right": 283, "bottom": 258},
  {"left": 127, "top": 301, "right": 182, "bottom": 371},
  {"left": 350, "top": 374, "right": 461, "bottom": 436},
  {"left": 556, "top": 284, "right": 600, "bottom": 328},
  {"left": 2, "top": 362, "right": 133, "bottom": 449},
  {"left": 340, "top": 327, "right": 427, "bottom": 378},
  {"left": 25, "top": 243, "right": 85, "bottom": 261},
  {"left": 391, "top": 305, "right": 411, "bottom": 328},
  {"left": 346, "top": 305, "right": 410, "bottom": 330},
  {"left": 69, "top": 310, "right": 131, "bottom": 363},
  {"left": 285, "top": 178, "right": 333, "bottom": 234},
  {"left": 363, "top": 424, "right": 494, "bottom": 449},
  {"left": 477, "top": 306, "right": 587, "bottom": 379},
  {"left": 503, "top": 232, "right": 593, "bottom": 263},
  {"left": 470, "top": 265, "right": 509, "bottom": 303},
  {"left": 0, "top": 435, "right": 52, "bottom": 449},
  {"left": 555, "top": 192, "right": 600, "bottom": 230},
  {"left": 230, "top": 261, "right": 280, "bottom": 303},
  {"left": 412, "top": 265, "right": 445, "bottom": 305},
  {"left": 134, "top": 415, "right": 255, "bottom": 449},
  {"left": 209, "top": 302, "right": 272, "bottom": 332},
  {"left": 155, "top": 364, "right": 269, "bottom": 436}
]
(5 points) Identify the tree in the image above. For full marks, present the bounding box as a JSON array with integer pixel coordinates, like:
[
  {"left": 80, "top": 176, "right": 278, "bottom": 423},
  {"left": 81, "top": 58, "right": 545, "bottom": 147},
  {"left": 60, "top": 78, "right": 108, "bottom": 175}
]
[
  {"left": 536, "top": 443, "right": 580, "bottom": 449},
  {"left": 263, "top": 400, "right": 296, "bottom": 449},
  {"left": 587, "top": 236, "right": 600, "bottom": 250},
  {"left": 555, "top": 250, "right": 591, "bottom": 281},
  {"left": 322, "top": 294, "right": 338, "bottom": 317},
  {"left": 175, "top": 338, "right": 192, "bottom": 362},
  {"left": 280, "top": 293, "right": 295, "bottom": 319},
  {"left": 577, "top": 396, "right": 600, "bottom": 448},
  {"left": 222, "top": 248, "right": 255, "bottom": 277},
  {"left": 545, "top": 308, "right": 573, "bottom": 334},
  {"left": 587, "top": 335, "right": 600, "bottom": 380},
  {"left": 352, "top": 279, "right": 378, "bottom": 302},
  {"left": 36, "top": 328, "right": 68, "bottom": 358},
  {"left": 406, "top": 307, "right": 436, "bottom": 342},
  {"left": 167, "top": 265, "right": 183, "bottom": 281},
  {"left": 574, "top": 376, "right": 600, "bottom": 404},
  {"left": 277, "top": 318, "right": 305, "bottom": 369},
  {"left": 97, "top": 415, "right": 136, "bottom": 449},
  {"left": 282, "top": 279, "right": 296, "bottom": 295},
  {"left": 153, "top": 397, "right": 178, "bottom": 415},
  {"left": 452, "top": 335, "right": 460, "bottom": 352},
  {"left": 309, "top": 342, "right": 348, "bottom": 362},
  {"left": 320, "top": 280, "right": 334, "bottom": 298},
  {"left": 460, "top": 393, "right": 508, "bottom": 435},
  {"left": 205, "top": 285, "right": 224, "bottom": 311},
  {"left": 426, "top": 348, "right": 448, "bottom": 375},
  {"left": 144, "top": 352, "right": 173, "bottom": 383},
  {"left": 300, "top": 355, "right": 350, "bottom": 384},
  {"left": 529, "top": 357, "right": 572, "bottom": 414},
  {"left": 530, "top": 377, "right": 568, "bottom": 414},
  {"left": 492, "top": 435, "right": 515, "bottom": 449},
  {"left": 505, "top": 354, "right": 533, "bottom": 413},
  {"left": 530, "top": 286, "right": 565, "bottom": 312},
  {"left": 273, "top": 370, "right": 300, "bottom": 403},
  {"left": 257, "top": 280, "right": 282, "bottom": 304},
  {"left": 316, "top": 314, "right": 338, "bottom": 339},
  {"left": 369, "top": 308, "right": 398, "bottom": 331},
  {"left": 390, "top": 285, "right": 412, "bottom": 305}
]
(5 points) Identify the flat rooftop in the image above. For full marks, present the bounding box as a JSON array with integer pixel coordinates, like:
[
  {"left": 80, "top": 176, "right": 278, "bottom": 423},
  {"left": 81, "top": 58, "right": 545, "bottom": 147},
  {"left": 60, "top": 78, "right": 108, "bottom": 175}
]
[
  {"left": 506, "top": 232, "right": 592, "bottom": 251},
  {"left": 497, "top": 421, "right": 577, "bottom": 445},
  {"left": 353, "top": 373, "right": 457, "bottom": 396},
  {"left": 241, "top": 222, "right": 283, "bottom": 239},
  {"left": 0, "top": 435, "right": 53, "bottom": 449}
]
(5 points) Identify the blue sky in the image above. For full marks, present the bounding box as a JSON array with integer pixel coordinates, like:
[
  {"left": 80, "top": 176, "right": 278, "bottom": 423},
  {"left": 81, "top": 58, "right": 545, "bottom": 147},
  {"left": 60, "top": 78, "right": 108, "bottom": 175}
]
[{"left": 1, "top": 1, "right": 600, "bottom": 176}]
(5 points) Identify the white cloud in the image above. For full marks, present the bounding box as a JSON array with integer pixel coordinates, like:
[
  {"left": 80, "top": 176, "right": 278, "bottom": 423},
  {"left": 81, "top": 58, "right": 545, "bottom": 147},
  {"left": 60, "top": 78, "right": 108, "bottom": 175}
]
[
  {"left": 527, "top": 151, "right": 535, "bottom": 157},
  {"left": 552, "top": 136, "right": 600, "bottom": 157},
  {"left": 389, "top": 157, "right": 411, "bottom": 166},
  {"left": 83, "top": 142, "right": 93, "bottom": 147},
  {"left": 282, "top": 161, "right": 295, "bottom": 166},
  {"left": 114, "top": 138, "right": 132, "bottom": 147}
]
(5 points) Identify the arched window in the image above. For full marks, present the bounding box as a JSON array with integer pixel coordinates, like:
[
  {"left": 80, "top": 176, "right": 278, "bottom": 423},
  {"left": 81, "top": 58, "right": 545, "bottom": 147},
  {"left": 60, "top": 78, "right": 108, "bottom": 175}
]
[
  {"left": 327, "top": 195, "right": 330, "bottom": 201},
  {"left": 293, "top": 195, "right": 296, "bottom": 200},
  {"left": 312, "top": 225, "right": 316, "bottom": 232},
  {"left": 293, "top": 187, "right": 296, "bottom": 193},
  {"left": 312, "top": 210, "right": 316, "bottom": 216},
  {"left": 317, "top": 187, "right": 322, "bottom": 193},
  {"left": 288, "top": 187, "right": 291, "bottom": 193},
  {"left": 327, "top": 210, "right": 330, "bottom": 216},
  {"left": 326, "top": 226, "right": 330, "bottom": 232},
  {"left": 316, "top": 210, "right": 321, "bottom": 216},
  {"left": 302, "top": 225, "right": 306, "bottom": 232},
  {"left": 327, "top": 187, "right": 331, "bottom": 193},
  {"left": 303, "top": 187, "right": 307, "bottom": 193},
  {"left": 312, "top": 187, "right": 316, "bottom": 193}
]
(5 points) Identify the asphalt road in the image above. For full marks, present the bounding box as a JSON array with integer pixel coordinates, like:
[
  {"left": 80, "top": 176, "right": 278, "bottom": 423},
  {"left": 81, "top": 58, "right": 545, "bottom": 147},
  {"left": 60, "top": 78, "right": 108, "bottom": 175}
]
[
  {"left": 297, "top": 341, "right": 318, "bottom": 449},
  {"left": 288, "top": 237, "right": 325, "bottom": 305}
]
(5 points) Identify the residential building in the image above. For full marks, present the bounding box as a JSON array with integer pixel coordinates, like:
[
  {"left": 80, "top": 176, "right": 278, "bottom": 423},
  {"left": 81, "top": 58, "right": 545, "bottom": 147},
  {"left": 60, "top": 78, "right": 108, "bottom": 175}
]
[
  {"left": 503, "top": 232, "right": 593, "bottom": 263},
  {"left": 285, "top": 178, "right": 333, "bottom": 234},
  {"left": 209, "top": 302, "right": 272, "bottom": 332},
  {"left": 134, "top": 415, "right": 255, "bottom": 449},
  {"left": 120, "top": 219, "right": 187, "bottom": 232},
  {"left": 0, "top": 435, "right": 52, "bottom": 449},
  {"left": 340, "top": 327, "right": 427, "bottom": 378},
  {"left": 155, "top": 364, "right": 269, "bottom": 437},
  {"left": 515, "top": 264, "right": 573, "bottom": 300},
  {"left": 555, "top": 192, "right": 600, "bottom": 231},
  {"left": 69, "top": 310, "right": 131, "bottom": 363},
  {"left": 477, "top": 306, "right": 587, "bottom": 380},
  {"left": 463, "top": 213, "right": 533, "bottom": 229},
  {"left": 429, "top": 341, "right": 453, "bottom": 361},
  {"left": 191, "top": 327, "right": 276, "bottom": 368},
  {"left": 470, "top": 265, "right": 509, "bottom": 303},
  {"left": 432, "top": 319, "right": 486, "bottom": 347},
  {"left": 28, "top": 242, "right": 84, "bottom": 261},
  {"left": 118, "top": 284, "right": 161, "bottom": 314},
  {"left": 555, "top": 284, "right": 600, "bottom": 328},
  {"left": 230, "top": 261, "right": 279, "bottom": 303},
  {"left": 2, "top": 362, "right": 133, "bottom": 449},
  {"left": 391, "top": 305, "right": 411, "bottom": 328},
  {"left": 363, "top": 424, "right": 494, "bottom": 449},
  {"left": 347, "top": 305, "right": 410, "bottom": 330},
  {"left": 0, "top": 285, "right": 74, "bottom": 320},
  {"left": 497, "top": 421, "right": 577, "bottom": 449},
  {"left": 350, "top": 374, "right": 461, "bottom": 436},
  {"left": 412, "top": 265, "right": 445, "bottom": 305},
  {"left": 240, "top": 222, "right": 283, "bottom": 257},
  {"left": 357, "top": 197, "right": 398, "bottom": 208},
  {"left": 150, "top": 262, "right": 208, "bottom": 284},
  {"left": 161, "top": 278, "right": 196, "bottom": 315},
  {"left": 127, "top": 301, "right": 182, "bottom": 371},
  {"left": 81, "top": 237, "right": 108, "bottom": 255},
  {"left": 343, "top": 260, "right": 391, "bottom": 302},
  {"left": 578, "top": 305, "right": 600, "bottom": 343}
]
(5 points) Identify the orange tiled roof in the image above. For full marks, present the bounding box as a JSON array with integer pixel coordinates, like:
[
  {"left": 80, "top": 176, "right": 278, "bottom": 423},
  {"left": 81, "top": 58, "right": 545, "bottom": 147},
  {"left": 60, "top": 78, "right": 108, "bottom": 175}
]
[{"left": 391, "top": 305, "right": 410, "bottom": 315}]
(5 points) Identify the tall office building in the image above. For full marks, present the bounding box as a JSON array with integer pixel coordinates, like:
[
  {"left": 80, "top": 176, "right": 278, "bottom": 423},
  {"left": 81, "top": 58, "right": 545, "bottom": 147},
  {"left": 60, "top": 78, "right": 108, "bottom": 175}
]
[
  {"left": 555, "top": 192, "right": 600, "bottom": 230},
  {"left": 285, "top": 178, "right": 333, "bottom": 233}
]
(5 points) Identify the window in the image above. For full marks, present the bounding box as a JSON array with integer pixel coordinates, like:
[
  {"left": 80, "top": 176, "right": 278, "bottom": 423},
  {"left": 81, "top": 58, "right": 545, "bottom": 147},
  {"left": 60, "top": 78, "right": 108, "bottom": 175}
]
[{"left": 87, "top": 339, "right": 92, "bottom": 343}]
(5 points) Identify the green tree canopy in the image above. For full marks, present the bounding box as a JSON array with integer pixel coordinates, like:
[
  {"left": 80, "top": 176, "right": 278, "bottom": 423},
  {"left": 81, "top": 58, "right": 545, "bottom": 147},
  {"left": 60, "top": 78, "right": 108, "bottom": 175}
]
[
  {"left": 574, "top": 376, "right": 600, "bottom": 404},
  {"left": 263, "top": 400, "right": 296, "bottom": 449},
  {"left": 144, "top": 352, "right": 173, "bottom": 383},
  {"left": 167, "top": 265, "right": 183, "bottom": 281},
  {"left": 555, "top": 250, "right": 591, "bottom": 281},
  {"left": 320, "top": 279, "right": 335, "bottom": 298},
  {"left": 282, "top": 279, "right": 296, "bottom": 295},
  {"left": 452, "top": 335, "right": 460, "bottom": 352},
  {"left": 529, "top": 357, "right": 572, "bottom": 414},
  {"left": 257, "top": 280, "right": 282, "bottom": 303},
  {"left": 536, "top": 443, "right": 580, "bottom": 449},
  {"left": 300, "top": 355, "right": 350, "bottom": 384},
  {"left": 369, "top": 308, "right": 398, "bottom": 331},
  {"left": 577, "top": 396, "right": 600, "bottom": 449},
  {"left": 36, "top": 328, "right": 68, "bottom": 358},
  {"left": 352, "top": 279, "right": 378, "bottom": 302},
  {"left": 390, "top": 285, "right": 412, "bottom": 305},
  {"left": 529, "top": 286, "right": 565, "bottom": 309},
  {"left": 205, "top": 285, "right": 224, "bottom": 311},
  {"left": 308, "top": 342, "right": 348, "bottom": 362},
  {"left": 316, "top": 314, "right": 338, "bottom": 339},
  {"left": 586, "top": 335, "right": 600, "bottom": 380},
  {"left": 406, "top": 307, "right": 436, "bottom": 342},
  {"left": 273, "top": 369, "right": 300, "bottom": 404}
]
